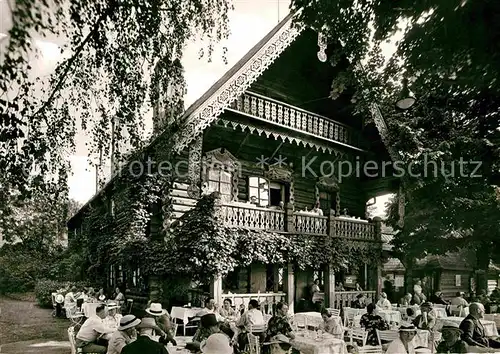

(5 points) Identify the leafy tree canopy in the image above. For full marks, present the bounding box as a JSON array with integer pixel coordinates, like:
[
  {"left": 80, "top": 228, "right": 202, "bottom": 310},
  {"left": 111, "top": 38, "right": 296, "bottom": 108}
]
[
  {"left": 291, "top": 0, "right": 500, "bottom": 285},
  {"left": 0, "top": 0, "right": 232, "bottom": 207}
]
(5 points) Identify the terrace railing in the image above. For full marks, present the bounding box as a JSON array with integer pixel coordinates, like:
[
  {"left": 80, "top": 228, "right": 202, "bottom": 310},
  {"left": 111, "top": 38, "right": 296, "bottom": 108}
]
[
  {"left": 229, "top": 91, "right": 362, "bottom": 149},
  {"left": 294, "top": 213, "right": 328, "bottom": 235}
]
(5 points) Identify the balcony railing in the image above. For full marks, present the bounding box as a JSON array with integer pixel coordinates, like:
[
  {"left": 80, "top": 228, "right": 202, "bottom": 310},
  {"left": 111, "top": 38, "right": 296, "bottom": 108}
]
[
  {"left": 228, "top": 91, "right": 362, "bottom": 149},
  {"left": 294, "top": 213, "right": 328, "bottom": 235},
  {"left": 220, "top": 203, "right": 285, "bottom": 232},
  {"left": 331, "top": 218, "right": 376, "bottom": 241},
  {"left": 219, "top": 203, "right": 379, "bottom": 241}
]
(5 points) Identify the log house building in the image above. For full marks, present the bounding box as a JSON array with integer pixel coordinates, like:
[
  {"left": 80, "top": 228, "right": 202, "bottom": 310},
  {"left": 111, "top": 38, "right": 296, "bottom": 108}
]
[{"left": 68, "top": 13, "right": 399, "bottom": 312}]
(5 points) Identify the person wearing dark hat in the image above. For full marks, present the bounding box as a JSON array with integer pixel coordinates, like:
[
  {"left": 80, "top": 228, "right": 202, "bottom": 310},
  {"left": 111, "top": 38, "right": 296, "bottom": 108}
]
[
  {"left": 352, "top": 293, "right": 366, "bottom": 309},
  {"left": 385, "top": 323, "right": 417, "bottom": 354},
  {"left": 190, "top": 313, "right": 222, "bottom": 351},
  {"left": 436, "top": 322, "right": 468, "bottom": 354},
  {"left": 412, "top": 302, "right": 436, "bottom": 330},
  {"left": 107, "top": 315, "right": 141, "bottom": 354},
  {"left": 121, "top": 317, "right": 168, "bottom": 354}
]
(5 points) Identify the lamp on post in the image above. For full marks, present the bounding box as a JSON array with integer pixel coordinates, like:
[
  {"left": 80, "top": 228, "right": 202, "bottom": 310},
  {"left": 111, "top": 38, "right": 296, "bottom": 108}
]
[{"left": 395, "top": 78, "right": 416, "bottom": 110}]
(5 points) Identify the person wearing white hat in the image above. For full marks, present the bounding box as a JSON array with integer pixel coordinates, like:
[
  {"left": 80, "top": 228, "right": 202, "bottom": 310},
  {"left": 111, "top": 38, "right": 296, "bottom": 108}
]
[
  {"left": 144, "top": 303, "right": 176, "bottom": 346},
  {"left": 385, "top": 323, "right": 417, "bottom": 354},
  {"left": 106, "top": 315, "right": 141, "bottom": 354},
  {"left": 267, "top": 334, "right": 292, "bottom": 354},
  {"left": 121, "top": 318, "right": 169, "bottom": 354},
  {"left": 200, "top": 333, "right": 233, "bottom": 354},
  {"left": 104, "top": 302, "right": 123, "bottom": 329},
  {"left": 436, "top": 322, "right": 468, "bottom": 354}
]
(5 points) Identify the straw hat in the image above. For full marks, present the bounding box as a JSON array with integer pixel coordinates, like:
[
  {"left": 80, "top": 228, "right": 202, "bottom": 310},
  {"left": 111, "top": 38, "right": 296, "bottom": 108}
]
[
  {"left": 200, "top": 333, "right": 233, "bottom": 354},
  {"left": 145, "top": 303, "right": 167, "bottom": 316},
  {"left": 136, "top": 317, "right": 161, "bottom": 332},
  {"left": 399, "top": 323, "right": 417, "bottom": 332},
  {"left": 118, "top": 315, "right": 141, "bottom": 331},
  {"left": 106, "top": 302, "right": 119, "bottom": 310},
  {"left": 440, "top": 321, "right": 463, "bottom": 333},
  {"left": 55, "top": 294, "right": 64, "bottom": 304},
  {"left": 98, "top": 295, "right": 106, "bottom": 301},
  {"left": 268, "top": 334, "right": 291, "bottom": 345}
]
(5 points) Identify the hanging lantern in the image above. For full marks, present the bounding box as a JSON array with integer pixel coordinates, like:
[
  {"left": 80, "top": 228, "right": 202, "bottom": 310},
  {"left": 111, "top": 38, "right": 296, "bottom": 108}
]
[{"left": 395, "top": 78, "right": 416, "bottom": 110}]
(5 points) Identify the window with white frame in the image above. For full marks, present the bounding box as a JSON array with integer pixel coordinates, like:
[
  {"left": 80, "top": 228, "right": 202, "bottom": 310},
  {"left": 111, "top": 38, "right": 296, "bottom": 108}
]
[
  {"left": 208, "top": 167, "right": 233, "bottom": 202},
  {"left": 248, "top": 177, "right": 269, "bottom": 206}
]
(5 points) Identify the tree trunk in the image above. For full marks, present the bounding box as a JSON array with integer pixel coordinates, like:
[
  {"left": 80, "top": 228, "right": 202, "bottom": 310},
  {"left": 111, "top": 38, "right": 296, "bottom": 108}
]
[
  {"left": 476, "top": 241, "right": 491, "bottom": 293},
  {"left": 402, "top": 257, "right": 415, "bottom": 295}
]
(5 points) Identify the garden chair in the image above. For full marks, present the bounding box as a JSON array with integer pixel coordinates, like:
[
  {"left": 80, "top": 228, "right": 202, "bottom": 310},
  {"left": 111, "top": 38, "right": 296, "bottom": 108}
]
[
  {"left": 358, "top": 345, "right": 384, "bottom": 354},
  {"left": 376, "top": 329, "right": 399, "bottom": 346},
  {"left": 247, "top": 332, "right": 261, "bottom": 354},
  {"left": 347, "top": 327, "right": 368, "bottom": 346},
  {"left": 327, "top": 308, "right": 341, "bottom": 317}
]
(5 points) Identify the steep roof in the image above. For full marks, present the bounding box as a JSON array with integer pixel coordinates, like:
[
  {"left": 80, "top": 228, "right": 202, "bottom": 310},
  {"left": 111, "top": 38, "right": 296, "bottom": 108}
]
[{"left": 68, "top": 12, "right": 392, "bottom": 224}]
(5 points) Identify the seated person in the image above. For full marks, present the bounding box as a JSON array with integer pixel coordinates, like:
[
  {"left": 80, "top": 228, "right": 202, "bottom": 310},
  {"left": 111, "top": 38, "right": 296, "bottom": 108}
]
[
  {"left": 144, "top": 302, "right": 176, "bottom": 346},
  {"left": 233, "top": 299, "right": 265, "bottom": 349},
  {"left": 430, "top": 291, "right": 449, "bottom": 305},
  {"left": 64, "top": 287, "right": 78, "bottom": 315},
  {"left": 103, "top": 303, "right": 122, "bottom": 330},
  {"left": 267, "top": 334, "right": 293, "bottom": 354},
  {"left": 400, "top": 293, "right": 413, "bottom": 306},
  {"left": 436, "top": 322, "right": 468, "bottom": 354},
  {"left": 385, "top": 324, "right": 417, "bottom": 354},
  {"left": 360, "top": 303, "right": 389, "bottom": 346},
  {"left": 265, "top": 302, "right": 295, "bottom": 341},
  {"left": 319, "top": 309, "right": 343, "bottom": 338},
  {"left": 376, "top": 292, "right": 392, "bottom": 310},
  {"left": 352, "top": 293, "right": 366, "bottom": 309},
  {"left": 198, "top": 297, "right": 224, "bottom": 322},
  {"left": 200, "top": 333, "right": 233, "bottom": 354},
  {"left": 106, "top": 315, "right": 140, "bottom": 354},
  {"left": 219, "top": 298, "right": 237, "bottom": 319},
  {"left": 189, "top": 313, "right": 221, "bottom": 351},
  {"left": 459, "top": 302, "right": 500, "bottom": 348},
  {"left": 121, "top": 318, "right": 168, "bottom": 354},
  {"left": 75, "top": 304, "right": 115, "bottom": 353},
  {"left": 412, "top": 302, "right": 436, "bottom": 330},
  {"left": 406, "top": 307, "right": 417, "bottom": 322},
  {"left": 450, "top": 292, "right": 469, "bottom": 316}
]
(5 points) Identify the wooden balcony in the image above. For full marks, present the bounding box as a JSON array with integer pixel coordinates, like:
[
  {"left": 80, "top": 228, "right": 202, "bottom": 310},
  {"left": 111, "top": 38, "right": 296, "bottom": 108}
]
[
  {"left": 228, "top": 91, "right": 363, "bottom": 150},
  {"left": 219, "top": 202, "right": 380, "bottom": 241}
]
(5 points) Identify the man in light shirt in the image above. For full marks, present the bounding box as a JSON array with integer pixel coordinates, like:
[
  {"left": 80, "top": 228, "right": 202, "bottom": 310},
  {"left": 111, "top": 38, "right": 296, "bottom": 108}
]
[
  {"left": 234, "top": 299, "right": 265, "bottom": 348},
  {"left": 198, "top": 297, "right": 224, "bottom": 322},
  {"left": 376, "top": 292, "right": 392, "bottom": 310},
  {"left": 103, "top": 303, "right": 122, "bottom": 330},
  {"left": 76, "top": 304, "right": 115, "bottom": 353}
]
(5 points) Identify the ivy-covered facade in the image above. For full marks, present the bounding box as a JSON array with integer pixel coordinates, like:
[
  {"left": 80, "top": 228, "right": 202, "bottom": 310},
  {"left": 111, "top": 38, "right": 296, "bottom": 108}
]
[{"left": 68, "top": 14, "right": 396, "bottom": 311}]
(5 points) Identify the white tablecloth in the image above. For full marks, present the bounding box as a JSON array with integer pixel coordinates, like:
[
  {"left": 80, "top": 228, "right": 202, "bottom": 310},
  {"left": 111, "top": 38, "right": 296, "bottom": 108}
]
[
  {"left": 294, "top": 312, "right": 342, "bottom": 332},
  {"left": 170, "top": 307, "right": 204, "bottom": 325},
  {"left": 435, "top": 317, "right": 498, "bottom": 337},
  {"left": 291, "top": 331, "right": 347, "bottom": 354},
  {"left": 377, "top": 310, "right": 402, "bottom": 324}
]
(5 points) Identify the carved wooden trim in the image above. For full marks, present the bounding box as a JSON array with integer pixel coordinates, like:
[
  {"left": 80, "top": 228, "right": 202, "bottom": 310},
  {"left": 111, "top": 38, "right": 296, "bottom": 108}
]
[
  {"left": 202, "top": 148, "right": 241, "bottom": 202},
  {"left": 264, "top": 164, "right": 293, "bottom": 183},
  {"left": 172, "top": 16, "right": 304, "bottom": 153},
  {"left": 187, "top": 136, "right": 203, "bottom": 198}
]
